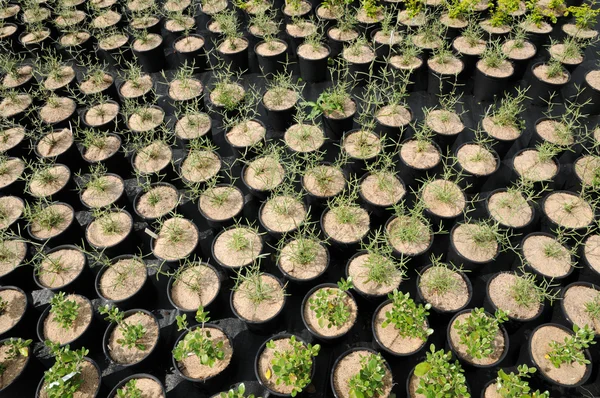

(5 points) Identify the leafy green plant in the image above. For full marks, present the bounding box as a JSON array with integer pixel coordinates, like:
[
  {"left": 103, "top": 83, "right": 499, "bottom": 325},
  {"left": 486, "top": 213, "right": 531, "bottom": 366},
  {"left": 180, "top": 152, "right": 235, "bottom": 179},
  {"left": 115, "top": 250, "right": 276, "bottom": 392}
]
[
  {"left": 453, "top": 308, "right": 508, "bottom": 360},
  {"left": 382, "top": 290, "right": 433, "bottom": 341},
  {"left": 265, "top": 335, "right": 320, "bottom": 396},
  {"left": 494, "top": 365, "right": 550, "bottom": 398},
  {"left": 219, "top": 383, "right": 259, "bottom": 398},
  {"left": 546, "top": 325, "right": 596, "bottom": 368},
  {"left": 304, "top": 79, "right": 352, "bottom": 120},
  {"left": 0, "top": 338, "right": 31, "bottom": 376},
  {"left": 50, "top": 292, "right": 80, "bottom": 329},
  {"left": 308, "top": 278, "right": 354, "bottom": 329},
  {"left": 173, "top": 306, "right": 225, "bottom": 368},
  {"left": 348, "top": 352, "right": 387, "bottom": 398},
  {"left": 414, "top": 345, "right": 470, "bottom": 397},
  {"left": 98, "top": 305, "right": 147, "bottom": 351},
  {"left": 42, "top": 342, "right": 89, "bottom": 398},
  {"left": 566, "top": 2, "right": 600, "bottom": 29},
  {"left": 116, "top": 379, "right": 142, "bottom": 398}
]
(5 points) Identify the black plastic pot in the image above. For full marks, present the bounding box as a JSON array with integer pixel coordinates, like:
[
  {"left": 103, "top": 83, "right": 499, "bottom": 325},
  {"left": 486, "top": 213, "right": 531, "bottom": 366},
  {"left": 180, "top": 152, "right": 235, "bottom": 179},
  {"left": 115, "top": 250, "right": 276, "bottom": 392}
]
[
  {"left": 320, "top": 207, "right": 369, "bottom": 251},
  {"left": 384, "top": 215, "right": 434, "bottom": 273},
  {"left": 96, "top": 36, "right": 134, "bottom": 68},
  {"left": 255, "top": 39, "right": 288, "bottom": 76},
  {"left": 94, "top": 255, "right": 151, "bottom": 310},
  {"left": 107, "top": 374, "right": 166, "bottom": 398},
  {"left": 132, "top": 35, "right": 166, "bottom": 73},
  {"left": 197, "top": 184, "right": 245, "bottom": 230},
  {"left": 452, "top": 36, "right": 483, "bottom": 74},
  {"left": 166, "top": 262, "right": 221, "bottom": 316},
  {"left": 86, "top": 210, "right": 137, "bottom": 258},
  {"left": 254, "top": 333, "right": 316, "bottom": 397},
  {"left": 345, "top": 54, "right": 374, "bottom": 86},
  {"left": 527, "top": 62, "right": 571, "bottom": 106},
  {"left": 81, "top": 100, "right": 120, "bottom": 132},
  {"left": 173, "top": 34, "right": 207, "bottom": 72},
  {"left": 0, "top": 286, "right": 36, "bottom": 340},
  {"left": 35, "top": 357, "right": 102, "bottom": 397},
  {"left": 19, "top": 29, "right": 53, "bottom": 54},
  {"left": 446, "top": 223, "right": 500, "bottom": 276},
  {"left": 263, "top": 98, "right": 296, "bottom": 132},
  {"left": 102, "top": 309, "right": 160, "bottom": 368},
  {"left": 578, "top": 70, "right": 600, "bottom": 116},
  {"left": 297, "top": 44, "right": 330, "bottom": 83},
  {"left": 358, "top": 171, "right": 406, "bottom": 220},
  {"left": 301, "top": 282, "right": 357, "bottom": 344},
  {"left": 32, "top": 244, "right": 91, "bottom": 294},
  {"left": 374, "top": 105, "right": 413, "bottom": 139},
  {"left": 484, "top": 188, "right": 538, "bottom": 237},
  {"left": 327, "top": 27, "right": 355, "bottom": 58},
  {"left": 506, "top": 41, "right": 537, "bottom": 82},
  {"left": 133, "top": 182, "right": 180, "bottom": 223},
  {"left": 473, "top": 61, "right": 514, "bottom": 102},
  {"left": 0, "top": 23, "right": 21, "bottom": 53},
  {"left": 330, "top": 347, "right": 393, "bottom": 398},
  {"left": 520, "top": 232, "right": 576, "bottom": 284},
  {"left": 276, "top": 240, "right": 330, "bottom": 293},
  {"left": 211, "top": 226, "right": 264, "bottom": 275},
  {"left": 150, "top": 220, "right": 201, "bottom": 268},
  {"left": 36, "top": 294, "right": 98, "bottom": 350},
  {"left": 172, "top": 323, "right": 234, "bottom": 392},
  {"left": 398, "top": 138, "right": 443, "bottom": 188},
  {"left": 321, "top": 105, "right": 356, "bottom": 140},
  {"left": 455, "top": 142, "right": 500, "bottom": 193},
  {"left": 218, "top": 38, "right": 249, "bottom": 73},
  {"left": 481, "top": 118, "right": 520, "bottom": 160},
  {"left": 26, "top": 202, "right": 79, "bottom": 247},
  {"left": 427, "top": 60, "right": 463, "bottom": 96},
  {"left": 230, "top": 274, "right": 286, "bottom": 334}
]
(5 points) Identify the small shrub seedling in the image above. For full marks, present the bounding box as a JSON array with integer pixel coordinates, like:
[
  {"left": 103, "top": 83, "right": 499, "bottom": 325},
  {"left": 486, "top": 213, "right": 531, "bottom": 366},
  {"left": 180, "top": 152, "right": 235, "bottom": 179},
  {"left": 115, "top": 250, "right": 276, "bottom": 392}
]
[
  {"left": 309, "top": 278, "right": 354, "bottom": 329},
  {"left": 220, "top": 383, "right": 259, "bottom": 398},
  {"left": 494, "top": 365, "right": 550, "bottom": 398},
  {"left": 382, "top": 290, "right": 433, "bottom": 341},
  {"left": 265, "top": 335, "right": 320, "bottom": 396},
  {"left": 173, "top": 306, "right": 225, "bottom": 368},
  {"left": 453, "top": 308, "right": 509, "bottom": 360},
  {"left": 348, "top": 352, "right": 387, "bottom": 398},
  {"left": 43, "top": 342, "right": 89, "bottom": 398},
  {"left": 50, "top": 292, "right": 80, "bottom": 329},
  {"left": 116, "top": 379, "right": 143, "bottom": 398},
  {"left": 546, "top": 324, "right": 596, "bottom": 368},
  {"left": 99, "top": 305, "right": 147, "bottom": 351},
  {"left": 414, "top": 345, "right": 469, "bottom": 397},
  {"left": 0, "top": 338, "right": 31, "bottom": 376}
]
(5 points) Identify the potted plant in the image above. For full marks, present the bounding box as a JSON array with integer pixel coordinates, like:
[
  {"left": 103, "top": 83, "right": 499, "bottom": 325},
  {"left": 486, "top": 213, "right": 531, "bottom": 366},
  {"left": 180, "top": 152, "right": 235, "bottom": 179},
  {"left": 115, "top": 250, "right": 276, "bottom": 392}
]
[
  {"left": 211, "top": 222, "right": 263, "bottom": 273},
  {"left": 341, "top": 126, "right": 383, "bottom": 175},
  {"left": 36, "top": 343, "right": 102, "bottom": 398},
  {"left": 372, "top": 289, "right": 433, "bottom": 357},
  {"left": 224, "top": 92, "right": 266, "bottom": 158},
  {"left": 342, "top": 36, "right": 375, "bottom": 86},
  {"left": 330, "top": 349, "right": 393, "bottom": 398},
  {"left": 327, "top": 13, "right": 359, "bottom": 58},
  {"left": 117, "top": 61, "right": 154, "bottom": 103},
  {"left": 85, "top": 208, "right": 135, "bottom": 257},
  {"left": 172, "top": 306, "right": 234, "bottom": 389},
  {"left": 300, "top": 153, "right": 347, "bottom": 208},
  {"left": 562, "top": 2, "right": 600, "bottom": 40},
  {"left": 452, "top": 20, "right": 486, "bottom": 73},
  {"left": 419, "top": 163, "right": 467, "bottom": 229},
  {"left": 548, "top": 36, "right": 585, "bottom": 72},
  {"left": 131, "top": 29, "right": 166, "bottom": 73},
  {"left": 371, "top": 10, "right": 402, "bottom": 59},
  {"left": 24, "top": 200, "right": 77, "bottom": 246},
  {"left": 305, "top": 77, "right": 356, "bottom": 139},
  {"left": 408, "top": 345, "right": 469, "bottom": 398},
  {"left": 541, "top": 191, "right": 594, "bottom": 233},
  {"left": 0, "top": 337, "right": 34, "bottom": 395},
  {"left": 178, "top": 137, "right": 222, "bottom": 186},
  {"left": 151, "top": 214, "right": 200, "bottom": 265},
  {"left": 259, "top": 183, "right": 307, "bottom": 239},
  {"left": 482, "top": 365, "right": 550, "bottom": 397},
  {"left": 521, "top": 231, "right": 575, "bottom": 282},
  {"left": 359, "top": 154, "right": 406, "bottom": 216},
  {"left": 424, "top": 92, "right": 465, "bottom": 149},
  {"left": 241, "top": 144, "right": 286, "bottom": 199},
  {"left": 99, "top": 305, "right": 160, "bottom": 367},
  {"left": 164, "top": 63, "right": 204, "bottom": 111},
  {"left": 321, "top": 181, "right": 370, "bottom": 248},
  {"left": 0, "top": 286, "right": 30, "bottom": 338},
  {"left": 214, "top": 10, "right": 248, "bottom": 72},
  {"left": 129, "top": 129, "right": 174, "bottom": 181},
  {"left": 474, "top": 40, "right": 514, "bottom": 102},
  {"left": 107, "top": 374, "right": 166, "bottom": 398},
  {"left": 262, "top": 70, "right": 302, "bottom": 131},
  {"left": 255, "top": 334, "right": 320, "bottom": 397},
  {"left": 254, "top": 19, "right": 288, "bottom": 76},
  {"left": 485, "top": 180, "right": 538, "bottom": 235},
  {"left": 196, "top": 179, "right": 245, "bottom": 229},
  {"left": 0, "top": 231, "right": 29, "bottom": 288},
  {"left": 454, "top": 135, "right": 500, "bottom": 193},
  {"left": 297, "top": 30, "right": 331, "bottom": 83},
  {"left": 427, "top": 42, "right": 463, "bottom": 96},
  {"left": 301, "top": 277, "right": 358, "bottom": 342},
  {"left": 560, "top": 282, "right": 600, "bottom": 336},
  {"left": 528, "top": 58, "right": 570, "bottom": 106},
  {"left": 32, "top": 245, "right": 88, "bottom": 292},
  {"left": 36, "top": 292, "right": 94, "bottom": 347},
  {"left": 511, "top": 142, "right": 560, "bottom": 188},
  {"left": 94, "top": 254, "right": 149, "bottom": 309},
  {"left": 208, "top": 64, "right": 246, "bottom": 120},
  {"left": 174, "top": 100, "right": 212, "bottom": 145},
  {"left": 167, "top": 257, "right": 221, "bottom": 315},
  {"left": 502, "top": 28, "right": 537, "bottom": 81},
  {"left": 77, "top": 164, "right": 126, "bottom": 210}
]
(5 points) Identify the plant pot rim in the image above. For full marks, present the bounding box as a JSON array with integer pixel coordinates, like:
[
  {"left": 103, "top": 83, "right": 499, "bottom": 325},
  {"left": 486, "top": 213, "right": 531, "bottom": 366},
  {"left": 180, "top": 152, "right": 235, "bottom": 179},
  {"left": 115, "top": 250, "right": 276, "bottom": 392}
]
[
  {"left": 330, "top": 346, "right": 392, "bottom": 398},
  {"left": 33, "top": 244, "right": 87, "bottom": 291},
  {"left": 384, "top": 214, "right": 434, "bottom": 258},
  {"left": 296, "top": 43, "right": 332, "bottom": 61},
  {"left": 36, "top": 293, "right": 94, "bottom": 347},
  {"left": 276, "top": 239, "right": 330, "bottom": 283},
  {"left": 371, "top": 298, "right": 429, "bottom": 357},
  {"left": 447, "top": 308, "right": 509, "bottom": 368},
  {"left": 102, "top": 308, "right": 160, "bottom": 367},
  {"left": 449, "top": 222, "right": 500, "bottom": 265},
  {"left": 229, "top": 273, "right": 286, "bottom": 325},
  {"left": 428, "top": 57, "right": 465, "bottom": 76},
  {"left": 531, "top": 61, "right": 572, "bottom": 87},
  {"left": 300, "top": 282, "right": 357, "bottom": 341},
  {"left": 527, "top": 322, "right": 593, "bottom": 387},
  {"left": 454, "top": 141, "right": 501, "bottom": 177},
  {"left": 171, "top": 322, "right": 233, "bottom": 383},
  {"left": 253, "top": 333, "right": 315, "bottom": 397},
  {"left": 559, "top": 281, "right": 600, "bottom": 336},
  {"left": 210, "top": 225, "right": 264, "bottom": 270},
  {"left": 254, "top": 38, "right": 288, "bottom": 58},
  {"left": 166, "top": 261, "right": 221, "bottom": 313},
  {"left": 416, "top": 263, "right": 473, "bottom": 314},
  {"left": 485, "top": 271, "right": 545, "bottom": 322},
  {"left": 85, "top": 209, "right": 134, "bottom": 251},
  {"left": 107, "top": 373, "right": 166, "bottom": 398},
  {"left": 36, "top": 356, "right": 101, "bottom": 397},
  {"left": 94, "top": 254, "right": 148, "bottom": 303},
  {"left": 520, "top": 231, "right": 575, "bottom": 280}
]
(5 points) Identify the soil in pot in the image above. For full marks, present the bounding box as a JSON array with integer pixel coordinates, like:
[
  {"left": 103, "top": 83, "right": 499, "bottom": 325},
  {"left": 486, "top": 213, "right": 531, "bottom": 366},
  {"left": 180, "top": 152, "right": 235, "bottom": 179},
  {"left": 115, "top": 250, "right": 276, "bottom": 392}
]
[
  {"left": 574, "top": 155, "right": 600, "bottom": 191},
  {"left": 260, "top": 196, "right": 306, "bottom": 234},
  {"left": 400, "top": 139, "right": 441, "bottom": 173},
  {"left": 386, "top": 215, "right": 432, "bottom": 257},
  {"left": 81, "top": 174, "right": 124, "bottom": 209},
  {"left": 136, "top": 184, "right": 179, "bottom": 220},
  {"left": 419, "top": 266, "right": 469, "bottom": 312},
  {"left": 84, "top": 102, "right": 119, "bottom": 128},
  {"left": 512, "top": 149, "right": 558, "bottom": 183},
  {"left": 530, "top": 325, "right": 589, "bottom": 386},
  {"left": 0, "top": 157, "right": 24, "bottom": 191},
  {"left": 81, "top": 134, "right": 121, "bottom": 164},
  {"left": 0, "top": 239, "right": 26, "bottom": 280},
  {"left": 243, "top": 156, "right": 285, "bottom": 193},
  {"left": 562, "top": 284, "right": 600, "bottom": 335},
  {"left": 421, "top": 179, "right": 465, "bottom": 219},
  {"left": 226, "top": 120, "right": 266, "bottom": 152},
  {"left": 449, "top": 311, "right": 506, "bottom": 366},
  {"left": 456, "top": 143, "right": 497, "bottom": 178},
  {"left": 347, "top": 253, "right": 403, "bottom": 297},
  {"left": 425, "top": 109, "right": 463, "bottom": 147},
  {"left": 132, "top": 141, "right": 172, "bottom": 176},
  {"left": 42, "top": 294, "right": 92, "bottom": 345},
  {"left": 213, "top": 227, "right": 262, "bottom": 270},
  {"left": 169, "top": 78, "right": 203, "bottom": 102},
  {"left": 535, "top": 119, "right": 574, "bottom": 146},
  {"left": 278, "top": 239, "right": 328, "bottom": 281},
  {"left": 36, "top": 129, "right": 74, "bottom": 160},
  {"left": 342, "top": 130, "right": 382, "bottom": 165},
  {"left": 0, "top": 195, "right": 23, "bottom": 230},
  {"left": 28, "top": 164, "right": 71, "bottom": 199},
  {"left": 198, "top": 185, "right": 244, "bottom": 224},
  {"left": 110, "top": 376, "right": 165, "bottom": 397},
  {"left": 180, "top": 149, "right": 221, "bottom": 184},
  {"left": 487, "top": 189, "right": 534, "bottom": 229},
  {"left": 127, "top": 107, "right": 165, "bottom": 133},
  {"left": 209, "top": 83, "right": 245, "bottom": 111},
  {"left": 451, "top": 223, "right": 498, "bottom": 264},
  {"left": 119, "top": 74, "right": 153, "bottom": 100},
  {"left": 80, "top": 72, "right": 115, "bottom": 97},
  {"left": 0, "top": 126, "right": 25, "bottom": 155},
  {"left": 542, "top": 192, "right": 593, "bottom": 231},
  {"left": 106, "top": 312, "right": 159, "bottom": 365},
  {"left": 284, "top": 123, "right": 325, "bottom": 154},
  {"left": 360, "top": 172, "right": 405, "bottom": 209},
  {"left": 152, "top": 217, "right": 198, "bottom": 262},
  {"left": 522, "top": 234, "right": 572, "bottom": 279},
  {"left": 302, "top": 164, "right": 346, "bottom": 200},
  {"left": 175, "top": 113, "right": 211, "bottom": 141},
  {"left": 35, "top": 247, "right": 86, "bottom": 290},
  {"left": 232, "top": 273, "right": 285, "bottom": 323},
  {"left": 174, "top": 325, "right": 233, "bottom": 380},
  {"left": 481, "top": 114, "right": 521, "bottom": 148},
  {"left": 98, "top": 257, "right": 147, "bottom": 302},
  {"left": 28, "top": 203, "right": 74, "bottom": 242},
  {"left": 0, "top": 338, "right": 29, "bottom": 390},
  {"left": 1, "top": 65, "right": 33, "bottom": 90},
  {"left": 332, "top": 350, "right": 393, "bottom": 398},
  {"left": 373, "top": 300, "right": 429, "bottom": 355},
  {"left": 39, "top": 97, "right": 76, "bottom": 126},
  {"left": 86, "top": 211, "right": 133, "bottom": 250},
  {"left": 487, "top": 272, "right": 543, "bottom": 321},
  {"left": 0, "top": 93, "right": 32, "bottom": 120},
  {"left": 584, "top": 234, "right": 600, "bottom": 277},
  {"left": 322, "top": 206, "right": 370, "bottom": 245},
  {"left": 303, "top": 286, "right": 358, "bottom": 339},
  {"left": 0, "top": 287, "right": 26, "bottom": 335},
  {"left": 170, "top": 263, "right": 220, "bottom": 311}
]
